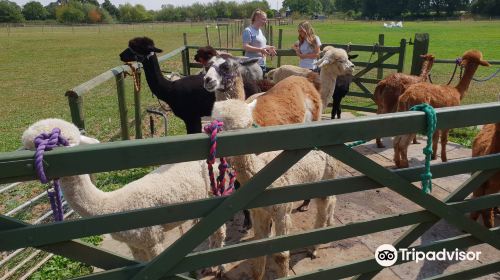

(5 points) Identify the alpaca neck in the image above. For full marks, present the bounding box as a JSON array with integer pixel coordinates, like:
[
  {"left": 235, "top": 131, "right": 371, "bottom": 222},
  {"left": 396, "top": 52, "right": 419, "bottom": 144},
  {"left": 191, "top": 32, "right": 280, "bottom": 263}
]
[
  {"left": 419, "top": 60, "right": 433, "bottom": 82},
  {"left": 455, "top": 63, "right": 479, "bottom": 100},
  {"left": 226, "top": 153, "right": 264, "bottom": 184},
  {"left": 59, "top": 175, "right": 109, "bottom": 217},
  {"left": 141, "top": 55, "right": 173, "bottom": 102},
  {"left": 319, "top": 66, "right": 337, "bottom": 103},
  {"left": 493, "top": 123, "right": 500, "bottom": 153},
  {"left": 215, "top": 75, "right": 245, "bottom": 101}
]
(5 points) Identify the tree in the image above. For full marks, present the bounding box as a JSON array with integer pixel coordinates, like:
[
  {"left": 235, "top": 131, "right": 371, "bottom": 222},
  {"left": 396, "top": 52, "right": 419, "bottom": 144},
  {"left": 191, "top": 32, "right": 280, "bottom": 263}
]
[
  {"left": 45, "top": 2, "right": 58, "bottom": 19},
  {"left": 56, "top": 4, "right": 85, "bottom": 23},
  {"left": 22, "top": 1, "right": 48, "bottom": 20},
  {"left": 471, "top": 0, "right": 500, "bottom": 15},
  {"left": 283, "top": 0, "right": 321, "bottom": 14},
  {"left": 0, "top": 0, "right": 24, "bottom": 22},
  {"left": 335, "top": 0, "right": 362, "bottom": 13},
  {"left": 119, "top": 3, "right": 152, "bottom": 22},
  {"left": 101, "top": 0, "right": 119, "bottom": 18}
]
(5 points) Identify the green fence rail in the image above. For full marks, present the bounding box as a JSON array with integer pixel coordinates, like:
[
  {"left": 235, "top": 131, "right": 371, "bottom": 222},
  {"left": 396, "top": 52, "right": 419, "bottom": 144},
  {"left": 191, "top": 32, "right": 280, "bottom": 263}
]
[{"left": 1, "top": 102, "right": 500, "bottom": 279}]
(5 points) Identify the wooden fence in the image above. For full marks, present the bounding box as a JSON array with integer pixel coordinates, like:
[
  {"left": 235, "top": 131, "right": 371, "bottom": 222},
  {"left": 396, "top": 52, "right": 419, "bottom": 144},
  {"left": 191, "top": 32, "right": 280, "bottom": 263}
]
[{"left": 1, "top": 102, "right": 500, "bottom": 279}]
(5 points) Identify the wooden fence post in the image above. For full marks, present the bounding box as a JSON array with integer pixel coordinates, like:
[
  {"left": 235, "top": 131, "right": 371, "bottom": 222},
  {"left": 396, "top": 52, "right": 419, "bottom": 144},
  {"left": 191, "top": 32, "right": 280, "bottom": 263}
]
[
  {"left": 277, "top": 29, "right": 283, "bottom": 67},
  {"left": 410, "top": 33, "right": 430, "bottom": 76},
  {"left": 217, "top": 25, "right": 221, "bottom": 48},
  {"left": 115, "top": 72, "right": 129, "bottom": 140},
  {"left": 65, "top": 93, "right": 85, "bottom": 131},
  {"left": 182, "top": 33, "right": 190, "bottom": 76},
  {"left": 205, "top": 26, "right": 210, "bottom": 46},
  {"left": 377, "top": 34, "right": 384, "bottom": 79},
  {"left": 397, "top": 38, "right": 407, "bottom": 73},
  {"left": 226, "top": 24, "right": 229, "bottom": 50},
  {"left": 134, "top": 70, "right": 142, "bottom": 139}
]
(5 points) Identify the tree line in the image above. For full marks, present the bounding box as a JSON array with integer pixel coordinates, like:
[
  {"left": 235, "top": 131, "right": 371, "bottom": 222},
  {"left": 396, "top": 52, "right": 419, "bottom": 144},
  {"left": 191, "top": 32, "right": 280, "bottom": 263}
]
[{"left": 0, "top": 0, "right": 498, "bottom": 24}]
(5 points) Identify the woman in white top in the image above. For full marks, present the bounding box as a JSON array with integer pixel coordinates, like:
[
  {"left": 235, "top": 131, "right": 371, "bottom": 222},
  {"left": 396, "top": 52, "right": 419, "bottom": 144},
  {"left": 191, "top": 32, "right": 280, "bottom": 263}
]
[
  {"left": 292, "top": 21, "right": 321, "bottom": 70},
  {"left": 242, "top": 9, "right": 277, "bottom": 73}
]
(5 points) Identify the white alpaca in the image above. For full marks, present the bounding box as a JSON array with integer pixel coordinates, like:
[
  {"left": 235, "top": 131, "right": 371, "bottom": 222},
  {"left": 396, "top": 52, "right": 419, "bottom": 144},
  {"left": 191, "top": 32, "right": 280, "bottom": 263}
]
[
  {"left": 203, "top": 55, "right": 323, "bottom": 126},
  {"left": 212, "top": 100, "right": 338, "bottom": 280},
  {"left": 267, "top": 46, "right": 355, "bottom": 111},
  {"left": 22, "top": 118, "right": 226, "bottom": 263}
]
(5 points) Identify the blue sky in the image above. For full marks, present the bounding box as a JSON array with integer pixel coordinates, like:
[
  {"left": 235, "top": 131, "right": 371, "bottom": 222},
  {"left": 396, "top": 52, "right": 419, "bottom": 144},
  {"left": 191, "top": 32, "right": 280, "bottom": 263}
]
[{"left": 13, "top": 0, "right": 283, "bottom": 11}]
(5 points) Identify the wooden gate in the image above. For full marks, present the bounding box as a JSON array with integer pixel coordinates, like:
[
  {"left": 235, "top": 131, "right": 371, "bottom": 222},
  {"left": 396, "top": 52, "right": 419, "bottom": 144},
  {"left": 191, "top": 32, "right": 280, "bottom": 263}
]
[{"left": 1, "top": 102, "right": 500, "bottom": 280}]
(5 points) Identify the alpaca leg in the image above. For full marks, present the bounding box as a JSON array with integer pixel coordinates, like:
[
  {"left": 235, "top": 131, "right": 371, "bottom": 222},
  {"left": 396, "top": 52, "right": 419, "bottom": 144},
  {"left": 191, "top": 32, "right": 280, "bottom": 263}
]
[
  {"left": 333, "top": 98, "right": 342, "bottom": 119},
  {"left": 207, "top": 224, "right": 227, "bottom": 276},
  {"left": 185, "top": 117, "right": 202, "bottom": 134},
  {"left": 273, "top": 208, "right": 292, "bottom": 278},
  {"left": 376, "top": 106, "right": 385, "bottom": 148},
  {"left": 470, "top": 186, "right": 485, "bottom": 223},
  {"left": 146, "top": 243, "right": 167, "bottom": 260},
  {"left": 440, "top": 129, "right": 450, "bottom": 162},
  {"left": 250, "top": 209, "right": 272, "bottom": 280},
  {"left": 482, "top": 185, "right": 497, "bottom": 228},
  {"left": 243, "top": 209, "right": 252, "bottom": 230},
  {"left": 128, "top": 245, "right": 149, "bottom": 262},
  {"left": 309, "top": 196, "right": 336, "bottom": 258},
  {"left": 431, "top": 131, "right": 440, "bottom": 160},
  {"left": 412, "top": 135, "right": 419, "bottom": 144},
  {"left": 398, "top": 134, "right": 414, "bottom": 168},
  {"left": 393, "top": 136, "right": 401, "bottom": 167}
]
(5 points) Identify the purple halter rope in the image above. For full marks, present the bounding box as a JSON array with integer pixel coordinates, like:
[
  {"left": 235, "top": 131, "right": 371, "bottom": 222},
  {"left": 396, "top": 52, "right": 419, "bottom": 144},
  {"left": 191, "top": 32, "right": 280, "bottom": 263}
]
[
  {"left": 203, "top": 120, "right": 236, "bottom": 196},
  {"left": 34, "top": 128, "right": 69, "bottom": 222}
]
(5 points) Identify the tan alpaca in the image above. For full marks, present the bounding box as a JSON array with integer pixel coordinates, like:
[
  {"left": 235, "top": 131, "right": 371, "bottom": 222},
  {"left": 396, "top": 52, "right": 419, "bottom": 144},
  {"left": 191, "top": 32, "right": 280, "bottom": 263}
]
[
  {"left": 203, "top": 55, "right": 323, "bottom": 125},
  {"left": 374, "top": 54, "right": 436, "bottom": 148},
  {"left": 470, "top": 95, "right": 500, "bottom": 228},
  {"left": 212, "top": 99, "right": 338, "bottom": 280},
  {"left": 267, "top": 46, "right": 356, "bottom": 112},
  {"left": 393, "top": 50, "right": 490, "bottom": 168}
]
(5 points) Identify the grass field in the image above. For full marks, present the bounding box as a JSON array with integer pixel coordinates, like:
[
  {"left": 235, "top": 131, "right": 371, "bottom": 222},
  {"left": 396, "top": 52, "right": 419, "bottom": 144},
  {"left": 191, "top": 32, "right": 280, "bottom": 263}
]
[
  {"left": 0, "top": 19, "right": 499, "bottom": 279},
  {"left": 1, "top": 20, "right": 500, "bottom": 152}
]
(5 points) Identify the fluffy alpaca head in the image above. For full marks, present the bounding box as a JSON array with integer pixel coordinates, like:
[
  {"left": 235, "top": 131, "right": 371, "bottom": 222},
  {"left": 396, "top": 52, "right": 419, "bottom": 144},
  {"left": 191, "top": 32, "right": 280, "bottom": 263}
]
[
  {"left": 22, "top": 118, "right": 99, "bottom": 151},
  {"left": 460, "top": 49, "right": 490, "bottom": 67},
  {"left": 315, "top": 46, "right": 355, "bottom": 75},
  {"left": 211, "top": 100, "right": 253, "bottom": 130},
  {"left": 203, "top": 56, "right": 260, "bottom": 93},
  {"left": 119, "top": 37, "right": 163, "bottom": 63},
  {"left": 194, "top": 46, "right": 217, "bottom": 68}
]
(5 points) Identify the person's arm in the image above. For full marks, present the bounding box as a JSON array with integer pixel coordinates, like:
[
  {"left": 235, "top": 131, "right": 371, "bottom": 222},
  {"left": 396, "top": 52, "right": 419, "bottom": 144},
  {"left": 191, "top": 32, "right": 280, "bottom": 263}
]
[{"left": 243, "top": 42, "right": 269, "bottom": 55}]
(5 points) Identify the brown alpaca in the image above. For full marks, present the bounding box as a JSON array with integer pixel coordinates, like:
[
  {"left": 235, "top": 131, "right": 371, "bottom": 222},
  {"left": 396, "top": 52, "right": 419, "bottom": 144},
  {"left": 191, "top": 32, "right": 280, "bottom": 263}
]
[
  {"left": 470, "top": 96, "right": 500, "bottom": 227},
  {"left": 393, "top": 50, "right": 490, "bottom": 168},
  {"left": 203, "top": 55, "right": 323, "bottom": 125},
  {"left": 374, "top": 54, "right": 436, "bottom": 148}
]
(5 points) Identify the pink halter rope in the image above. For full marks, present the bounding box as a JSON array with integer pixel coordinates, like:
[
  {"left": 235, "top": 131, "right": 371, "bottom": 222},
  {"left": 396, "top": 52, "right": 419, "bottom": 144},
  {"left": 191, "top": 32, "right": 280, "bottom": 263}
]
[{"left": 203, "top": 120, "right": 236, "bottom": 196}]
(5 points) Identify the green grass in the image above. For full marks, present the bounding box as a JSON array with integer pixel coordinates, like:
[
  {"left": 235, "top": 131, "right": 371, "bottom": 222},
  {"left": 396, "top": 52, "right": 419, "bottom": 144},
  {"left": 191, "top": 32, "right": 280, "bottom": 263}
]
[{"left": 1, "top": 20, "right": 499, "bottom": 152}]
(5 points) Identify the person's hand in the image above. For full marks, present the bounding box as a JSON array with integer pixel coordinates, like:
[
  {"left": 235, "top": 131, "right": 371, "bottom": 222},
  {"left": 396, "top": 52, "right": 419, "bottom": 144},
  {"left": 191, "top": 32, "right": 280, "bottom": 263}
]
[
  {"left": 260, "top": 48, "right": 269, "bottom": 56},
  {"left": 267, "top": 46, "right": 277, "bottom": 57}
]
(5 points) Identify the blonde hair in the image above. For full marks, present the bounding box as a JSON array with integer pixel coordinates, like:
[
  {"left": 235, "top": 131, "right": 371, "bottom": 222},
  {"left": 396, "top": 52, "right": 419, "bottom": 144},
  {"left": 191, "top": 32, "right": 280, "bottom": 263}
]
[
  {"left": 251, "top": 9, "right": 267, "bottom": 23},
  {"left": 298, "top": 21, "right": 318, "bottom": 49}
]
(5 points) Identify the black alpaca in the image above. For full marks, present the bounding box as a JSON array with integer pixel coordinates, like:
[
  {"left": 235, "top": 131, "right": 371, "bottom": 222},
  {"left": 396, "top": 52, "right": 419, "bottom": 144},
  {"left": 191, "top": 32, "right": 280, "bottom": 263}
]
[
  {"left": 120, "top": 37, "right": 215, "bottom": 134},
  {"left": 331, "top": 74, "right": 354, "bottom": 119}
]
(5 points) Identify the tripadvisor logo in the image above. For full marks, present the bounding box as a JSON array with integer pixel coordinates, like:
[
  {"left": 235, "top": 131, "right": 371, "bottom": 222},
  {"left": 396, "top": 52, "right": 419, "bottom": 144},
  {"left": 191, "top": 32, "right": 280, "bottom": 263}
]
[
  {"left": 375, "top": 244, "right": 481, "bottom": 267},
  {"left": 375, "top": 244, "right": 398, "bottom": 267}
]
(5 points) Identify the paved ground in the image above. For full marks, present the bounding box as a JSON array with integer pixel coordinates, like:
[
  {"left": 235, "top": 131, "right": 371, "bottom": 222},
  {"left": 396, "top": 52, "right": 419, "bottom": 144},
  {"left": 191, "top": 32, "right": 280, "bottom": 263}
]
[{"left": 100, "top": 112, "right": 500, "bottom": 279}]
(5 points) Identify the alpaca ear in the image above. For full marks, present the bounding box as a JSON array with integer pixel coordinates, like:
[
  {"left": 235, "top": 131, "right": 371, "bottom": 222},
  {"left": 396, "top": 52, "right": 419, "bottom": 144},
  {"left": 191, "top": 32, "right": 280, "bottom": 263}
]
[
  {"left": 479, "top": 60, "right": 490, "bottom": 67},
  {"left": 79, "top": 135, "right": 100, "bottom": 145},
  {"left": 239, "top": 57, "right": 259, "bottom": 66},
  {"left": 149, "top": 46, "right": 163, "bottom": 53},
  {"left": 348, "top": 54, "right": 358, "bottom": 60}
]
